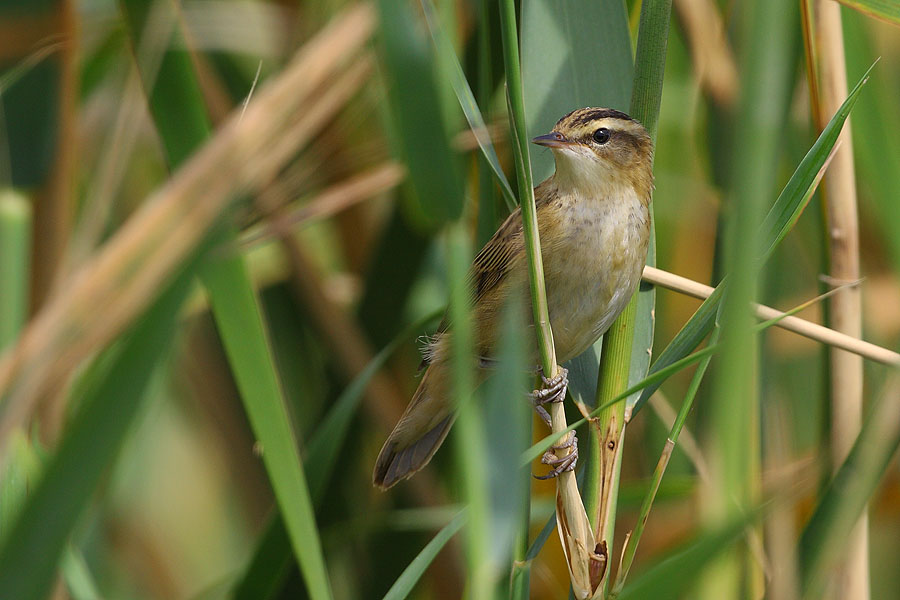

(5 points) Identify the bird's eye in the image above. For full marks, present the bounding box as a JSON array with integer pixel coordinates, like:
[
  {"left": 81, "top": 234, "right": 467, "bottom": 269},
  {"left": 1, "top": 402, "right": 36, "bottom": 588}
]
[{"left": 592, "top": 128, "right": 611, "bottom": 144}]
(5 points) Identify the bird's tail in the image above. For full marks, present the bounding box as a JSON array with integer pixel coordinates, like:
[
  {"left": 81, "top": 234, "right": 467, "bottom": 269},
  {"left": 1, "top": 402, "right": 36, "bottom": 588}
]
[{"left": 373, "top": 365, "right": 454, "bottom": 489}]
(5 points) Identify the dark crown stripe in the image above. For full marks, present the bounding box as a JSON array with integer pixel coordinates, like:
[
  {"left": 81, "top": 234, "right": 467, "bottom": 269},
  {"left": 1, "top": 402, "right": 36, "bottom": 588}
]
[{"left": 557, "top": 107, "right": 634, "bottom": 128}]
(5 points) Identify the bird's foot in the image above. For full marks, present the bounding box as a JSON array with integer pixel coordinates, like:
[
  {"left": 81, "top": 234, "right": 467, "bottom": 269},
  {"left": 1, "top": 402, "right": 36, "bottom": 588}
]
[
  {"left": 530, "top": 367, "right": 568, "bottom": 428},
  {"left": 534, "top": 433, "right": 578, "bottom": 480}
]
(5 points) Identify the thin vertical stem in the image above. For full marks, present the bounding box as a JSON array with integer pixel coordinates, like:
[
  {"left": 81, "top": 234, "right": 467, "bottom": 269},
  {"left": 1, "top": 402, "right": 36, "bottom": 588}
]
[
  {"left": 30, "top": 0, "right": 77, "bottom": 313},
  {"left": 498, "top": 2, "right": 597, "bottom": 597},
  {"left": 610, "top": 329, "right": 717, "bottom": 597},
  {"left": 476, "top": 0, "right": 498, "bottom": 247},
  {"left": 0, "top": 191, "right": 31, "bottom": 350},
  {"left": 701, "top": 0, "right": 793, "bottom": 597},
  {"left": 447, "top": 222, "right": 492, "bottom": 597},
  {"left": 810, "top": 2, "right": 868, "bottom": 598},
  {"left": 498, "top": 0, "right": 556, "bottom": 377},
  {"left": 591, "top": 1, "right": 671, "bottom": 596}
]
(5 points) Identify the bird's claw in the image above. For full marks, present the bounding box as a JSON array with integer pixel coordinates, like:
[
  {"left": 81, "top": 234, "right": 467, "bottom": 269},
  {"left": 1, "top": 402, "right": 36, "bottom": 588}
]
[
  {"left": 530, "top": 367, "right": 568, "bottom": 427},
  {"left": 529, "top": 367, "right": 575, "bottom": 478},
  {"left": 534, "top": 433, "right": 578, "bottom": 480}
]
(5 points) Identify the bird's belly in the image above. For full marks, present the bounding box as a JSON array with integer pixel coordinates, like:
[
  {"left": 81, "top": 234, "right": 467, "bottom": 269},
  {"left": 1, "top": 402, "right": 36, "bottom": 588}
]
[{"left": 543, "top": 206, "right": 648, "bottom": 363}]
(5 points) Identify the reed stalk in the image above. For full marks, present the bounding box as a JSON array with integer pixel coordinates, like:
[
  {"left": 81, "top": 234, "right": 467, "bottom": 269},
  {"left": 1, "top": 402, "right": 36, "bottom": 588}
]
[
  {"left": 498, "top": 0, "right": 598, "bottom": 596},
  {"left": 807, "top": 2, "right": 869, "bottom": 597},
  {"left": 700, "top": 1, "right": 794, "bottom": 597},
  {"left": 591, "top": 1, "right": 670, "bottom": 596}
]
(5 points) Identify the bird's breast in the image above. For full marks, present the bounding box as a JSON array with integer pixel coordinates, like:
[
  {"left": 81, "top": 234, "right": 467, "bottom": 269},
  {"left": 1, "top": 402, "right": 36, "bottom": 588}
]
[{"left": 540, "top": 188, "right": 650, "bottom": 363}]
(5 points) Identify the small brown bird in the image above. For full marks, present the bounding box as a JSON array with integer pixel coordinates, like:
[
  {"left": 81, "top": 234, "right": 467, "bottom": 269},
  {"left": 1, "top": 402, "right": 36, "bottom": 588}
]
[{"left": 374, "top": 108, "right": 653, "bottom": 489}]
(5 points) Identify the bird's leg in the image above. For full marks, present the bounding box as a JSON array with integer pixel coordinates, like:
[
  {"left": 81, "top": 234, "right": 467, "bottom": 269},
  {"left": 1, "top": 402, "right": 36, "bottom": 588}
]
[
  {"left": 530, "top": 367, "right": 568, "bottom": 428},
  {"left": 529, "top": 367, "right": 577, "bottom": 478},
  {"left": 534, "top": 432, "right": 578, "bottom": 480}
]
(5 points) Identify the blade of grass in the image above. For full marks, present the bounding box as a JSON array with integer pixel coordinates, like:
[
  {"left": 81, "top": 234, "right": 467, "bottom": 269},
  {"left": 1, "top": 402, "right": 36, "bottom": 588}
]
[
  {"left": 843, "top": 14, "right": 900, "bottom": 271},
  {"left": 799, "top": 378, "right": 900, "bottom": 600},
  {"left": 200, "top": 238, "right": 332, "bottom": 600},
  {"left": 377, "top": 0, "right": 463, "bottom": 228},
  {"left": 232, "top": 307, "right": 442, "bottom": 598},
  {"left": 589, "top": 2, "right": 671, "bottom": 593},
  {"left": 0, "top": 249, "right": 202, "bottom": 600},
  {"left": 615, "top": 509, "right": 763, "bottom": 600},
  {"left": 631, "top": 285, "right": 721, "bottom": 416},
  {"left": 382, "top": 510, "right": 467, "bottom": 600},
  {"left": 118, "top": 1, "right": 332, "bottom": 596},
  {"left": 522, "top": 0, "right": 633, "bottom": 183},
  {"left": 307, "top": 308, "right": 443, "bottom": 500},
  {"left": 61, "top": 546, "right": 102, "bottom": 600},
  {"left": 232, "top": 514, "right": 293, "bottom": 600},
  {"left": 702, "top": 1, "right": 795, "bottom": 596},
  {"left": 836, "top": 0, "right": 900, "bottom": 25},
  {"left": 0, "top": 432, "right": 33, "bottom": 542},
  {"left": 447, "top": 222, "right": 494, "bottom": 596},
  {"left": 499, "top": 0, "right": 552, "bottom": 379},
  {"left": 0, "top": 39, "right": 63, "bottom": 99},
  {"left": 0, "top": 190, "right": 30, "bottom": 350},
  {"left": 482, "top": 294, "right": 530, "bottom": 588},
  {"left": 420, "top": 0, "right": 516, "bottom": 212},
  {"left": 760, "top": 61, "right": 876, "bottom": 262},
  {"left": 611, "top": 325, "right": 719, "bottom": 595},
  {"left": 475, "top": 0, "right": 502, "bottom": 245},
  {"left": 500, "top": 0, "right": 599, "bottom": 596}
]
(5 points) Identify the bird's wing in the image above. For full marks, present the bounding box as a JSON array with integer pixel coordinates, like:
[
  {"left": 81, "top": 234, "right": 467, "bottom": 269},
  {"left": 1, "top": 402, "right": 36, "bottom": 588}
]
[
  {"left": 419, "top": 208, "right": 524, "bottom": 367},
  {"left": 469, "top": 207, "right": 524, "bottom": 303}
]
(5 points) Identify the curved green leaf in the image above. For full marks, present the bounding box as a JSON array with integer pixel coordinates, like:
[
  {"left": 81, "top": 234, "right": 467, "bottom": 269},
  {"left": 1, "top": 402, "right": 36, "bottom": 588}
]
[
  {"left": 382, "top": 511, "right": 467, "bottom": 600},
  {"left": 420, "top": 0, "right": 517, "bottom": 212},
  {"left": 377, "top": 0, "right": 463, "bottom": 227},
  {"left": 615, "top": 510, "right": 761, "bottom": 600},
  {"left": 0, "top": 254, "right": 200, "bottom": 600},
  {"left": 837, "top": 0, "right": 900, "bottom": 25},
  {"left": 800, "top": 386, "right": 900, "bottom": 599}
]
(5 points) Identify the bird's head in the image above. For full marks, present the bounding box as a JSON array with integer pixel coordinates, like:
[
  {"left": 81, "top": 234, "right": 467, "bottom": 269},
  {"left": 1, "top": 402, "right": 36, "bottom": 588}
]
[{"left": 532, "top": 108, "right": 653, "bottom": 201}]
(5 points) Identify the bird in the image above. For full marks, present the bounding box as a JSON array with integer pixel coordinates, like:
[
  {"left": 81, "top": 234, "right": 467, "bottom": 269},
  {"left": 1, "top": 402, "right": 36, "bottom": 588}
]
[{"left": 373, "top": 107, "right": 654, "bottom": 490}]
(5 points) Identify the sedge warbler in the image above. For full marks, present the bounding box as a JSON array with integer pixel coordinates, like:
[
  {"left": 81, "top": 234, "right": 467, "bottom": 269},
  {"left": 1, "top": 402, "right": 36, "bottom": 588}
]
[{"left": 374, "top": 108, "right": 653, "bottom": 489}]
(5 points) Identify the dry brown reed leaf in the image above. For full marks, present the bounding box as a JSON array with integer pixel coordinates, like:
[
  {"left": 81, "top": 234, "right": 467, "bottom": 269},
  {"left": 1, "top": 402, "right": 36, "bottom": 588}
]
[
  {"left": 67, "top": 71, "right": 148, "bottom": 269},
  {"left": 642, "top": 265, "right": 900, "bottom": 367},
  {"left": 181, "top": 0, "right": 295, "bottom": 58},
  {"left": 67, "top": 0, "right": 179, "bottom": 276},
  {"left": 0, "top": 3, "right": 376, "bottom": 446},
  {"left": 243, "top": 54, "right": 374, "bottom": 193},
  {"left": 247, "top": 52, "right": 375, "bottom": 221},
  {"left": 242, "top": 161, "right": 405, "bottom": 247},
  {"left": 452, "top": 121, "right": 507, "bottom": 152}
]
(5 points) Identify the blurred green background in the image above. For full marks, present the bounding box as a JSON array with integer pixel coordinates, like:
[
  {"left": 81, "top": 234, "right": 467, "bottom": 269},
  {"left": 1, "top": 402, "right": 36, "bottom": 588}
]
[{"left": 0, "top": 0, "right": 899, "bottom": 599}]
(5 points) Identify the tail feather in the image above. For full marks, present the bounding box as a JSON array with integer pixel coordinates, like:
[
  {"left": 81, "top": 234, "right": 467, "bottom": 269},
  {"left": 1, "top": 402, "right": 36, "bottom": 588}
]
[
  {"left": 373, "top": 364, "right": 454, "bottom": 489},
  {"left": 373, "top": 415, "right": 454, "bottom": 489}
]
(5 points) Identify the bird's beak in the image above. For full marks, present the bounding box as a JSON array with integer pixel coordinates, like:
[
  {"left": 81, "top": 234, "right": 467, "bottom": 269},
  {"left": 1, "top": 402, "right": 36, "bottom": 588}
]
[{"left": 532, "top": 132, "right": 573, "bottom": 148}]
